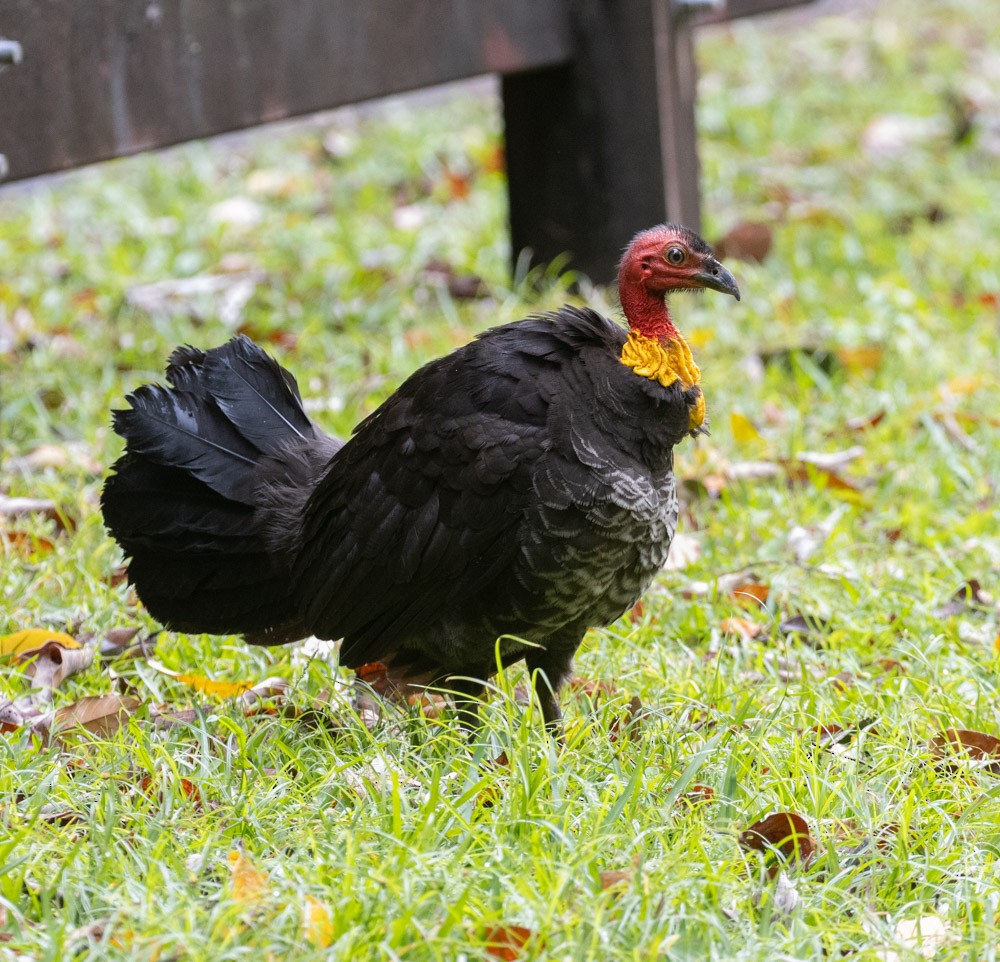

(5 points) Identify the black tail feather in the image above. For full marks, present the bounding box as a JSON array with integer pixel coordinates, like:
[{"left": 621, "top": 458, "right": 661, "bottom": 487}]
[{"left": 102, "top": 336, "right": 336, "bottom": 641}]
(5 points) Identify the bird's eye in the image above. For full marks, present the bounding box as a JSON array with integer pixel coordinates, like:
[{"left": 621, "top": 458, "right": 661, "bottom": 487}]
[{"left": 666, "top": 247, "right": 685, "bottom": 266}]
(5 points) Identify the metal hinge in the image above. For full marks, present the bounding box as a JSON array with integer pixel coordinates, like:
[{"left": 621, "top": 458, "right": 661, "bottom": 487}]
[
  {"left": 0, "top": 38, "right": 22, "bottom": 67},
  {"left": 0, "top": 39, "right": 22, "bottom": 181}
]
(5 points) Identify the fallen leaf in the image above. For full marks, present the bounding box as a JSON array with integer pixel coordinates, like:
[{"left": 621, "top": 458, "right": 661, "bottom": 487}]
[
  {"left": 484, "top": 924, "right": 533, "bottom": 960},
  {"left": 934, "top": 579, "right": 992, "bottom": 619},
  {"left": 783, "top": 461, "right": 865, "bottom": 497},
  {"left": 0, "top": 494, "right": 68, "bottom": 530},
  {"left": 886, "top": 914, "right": 955, "bottom": 960},
  {"left": 740, "top": 812, "right": 817, "bottom": 864},
  {"left": 100, "top": 628, "right": 155, "bottom": 661},
  {"left": 608, "top": 695, "right": 644, "bottom": 744},
  {"left": 303, "top": 896, "right": 334, "bottom": 949},
  {"left": 677, "top": 784, "right": 715, "bottom": 806},
  {"left": 228, "top": 848, "right": 269, "bottom": 905},
  {"left": 730, "top": 411, "right": 764, "bottom": 444},
  {"left": 663, "top": 531, "right": 701, "bottom": 571},
  {"left": 714, "top": 221, "right": 772, "bottom": 263},
  {"left": 239, "top": 676, "right": 290, "bottom": 712},
  {"left": 422, "top": 259, "right": 487, "bottom": 300},
  {"left": 20, "top": 641, "right": 94, "bottom": 691},
  {"left": 861, "top": 113, "right": 947, "bottom": 159},
  {"left": 150, "top": 705, "right": 209, "bottom": 729},
  {"left": 835, "top": 346, "right": 884, "bottom": 373},
  {"left": 0, "top": 696, "right": 47, "bottom": 733},
  {"left": 37, "top": 804, "right": 86, "bottom": 827},
  {"left": 725, "top": 460, "right": 784, "bottom": 482},
  {"left": 53, "top": 694, "right": 142, "bottom": 739},
  {"left": 0, "top": 530, "right": 55, "bottom": 556},
  {"left": 355, "top": 661, "right": 393, "bottom": 697},
  {"left": 627, "top": 600, "right": 646, "bottom": 623},
  {"left": 779, "top": 614, "right": 831, "bottom": 644},
  {"left": 125, "top": 272, "right": 264, "bottom": 328},
  {"left": 567, "top": 678, "right": 618, "bottom": 702},
  {"left": 729, "top": 583, "right": 770, "bottom": 608},
  {"left": 0, "top": 628, "right": 80, "bottom": 657},
  {"left": 795, "top": 446, "right": 865, "bottom": 471},
  {"left": 754, "top": 870, "right": 800, "bottom": 918},
  {"left": 930, "top": 728, "right": 1000, "bottom": 772},
  {"left": 139, "top": 774, "right": 202, "bottom": 808},
  {"left": 938, "top": 374, "right": 983, "bottom": 398},
  {"left": 599, "top": 868, "right": 631, "bottom": 890},
  {"left": 720, "top": 617, "right": 765, "bottom": 640},
  {"left": 843, "top": 410, "right": 886, "bottom": 433},
  {"left": 441, "top": 165, "right": 473, "bottom": 201},
  {"left": 148, "top": 659, "right": 252, "bottom": 698}
]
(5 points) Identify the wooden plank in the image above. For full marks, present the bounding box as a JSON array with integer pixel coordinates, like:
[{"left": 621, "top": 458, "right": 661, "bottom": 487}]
[
  {"left": 504, "top": 0, "right": 702, "bottom": 284},
  {"left": 0, "top": 0, "right": 572, "bottom": 182},
  {"left": 719, "top": 0, "right": 816, "bottom": 20}
]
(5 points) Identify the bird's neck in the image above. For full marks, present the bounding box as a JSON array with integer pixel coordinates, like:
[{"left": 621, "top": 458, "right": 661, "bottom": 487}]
[
  {"left": 618, "top": 282, "right": 700, "bottom": 389},
  {"left": 618, "top": 283, "right": 680, "bottom": 343}
]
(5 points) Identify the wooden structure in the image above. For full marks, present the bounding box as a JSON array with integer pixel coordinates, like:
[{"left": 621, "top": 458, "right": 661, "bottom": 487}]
[{"left": 0, "top": 0, "right": 810, "bottom": 281}]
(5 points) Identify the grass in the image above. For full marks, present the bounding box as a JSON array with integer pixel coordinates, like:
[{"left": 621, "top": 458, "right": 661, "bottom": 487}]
[{"left": 2, "top": 0, "right": 1000, "bottom": 958}]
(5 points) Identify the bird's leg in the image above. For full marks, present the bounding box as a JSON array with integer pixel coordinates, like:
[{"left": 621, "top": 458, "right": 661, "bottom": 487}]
[
  {"left": 526, "top": 645, "right": 577, "bottom": 742},
  {"left": 445, "top": 676, "right": 487, "bottom": 736}
]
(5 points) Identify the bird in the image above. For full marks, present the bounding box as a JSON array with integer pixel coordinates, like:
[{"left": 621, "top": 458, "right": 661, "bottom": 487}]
[{"left": 101, "top": 224, "right": 739, "bottom": 734}]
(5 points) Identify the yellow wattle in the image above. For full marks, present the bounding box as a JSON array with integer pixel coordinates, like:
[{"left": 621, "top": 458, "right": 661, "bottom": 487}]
[{"left": 620, "top": 331, "right": 706, "bottom": 432}]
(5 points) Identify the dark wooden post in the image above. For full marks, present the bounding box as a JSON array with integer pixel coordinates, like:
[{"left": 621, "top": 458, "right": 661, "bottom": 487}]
[{"left": 503, "top": 0, "right": 703, "bottom": 284}]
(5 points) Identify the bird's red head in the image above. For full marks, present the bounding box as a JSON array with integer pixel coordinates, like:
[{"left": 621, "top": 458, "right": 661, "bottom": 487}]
[{"left": 617, "top": 224, "right": 740, "bottom": 342}]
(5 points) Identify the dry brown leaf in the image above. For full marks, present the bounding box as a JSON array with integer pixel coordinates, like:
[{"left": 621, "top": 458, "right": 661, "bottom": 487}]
[
  {"left": 714, "top": 221, "right": 773, "bottom": 263},
  {"left": 608, "top": 695, "right": 644, "bottom": 744},
  {"left": 779, "top": 614, "right": 831, "bottom": 644},
  {"left": 21, "top": 641, "right": 94, "bottom": 691},
  {"left": 729, "top": 583, "right": 770, "bottom": 608},
  {"left": 795, "top": 446, "right": 864, "bottom": 471},
  {"left": 0, "top": 530, "right": 55, "bottom": 556},
  {"left": 599, "top": 868, "right": 631, "bottom": 890},
  {"left": 38, "top": 804, "right": 86, "bottom": 826},
  {"left": 150, "top": 705, "right": 209, "bottom": 729},
  {"left": 844, "top": 410, "right": 886, "bottom": 433},
  {"left": 228, "top": 849, "right": 269, "bottom": 905},
  {"left": 484, "top": 924, "right": 534, "bottom": 960},
  {"left": 930, "top": 728, "right": 1000, "bottom": 772},
  {"left": 0, "top": 696, "right": 47, "bottom": 733},
  {"left": 678, "top": 783, "right": 716, "bottom": 806},
  {"left": 720, "top": 617, "right": 765, "bottom": 640},
  {"left": 303, "top": 896, "right": 334, "bottom": 949},
  {"left": 139, "top": 774, "right": 203, "bottom": 808},
  {"left": 239, "top": 676, "right": 290, "bottom": 712},
  {"left": 739, "top": 812, "right": 817, "bottom": 864},
  {"left": 567, "top": 678, "right": 618, "bottom": 702},
  {"left": 355, "top": 661, "right": 393, "bottom": 697},
  {"left": 934, "top": 579, "right": 991, "bottom": 619},
  {"left": 627, "top": 600, "right": 646, "bottom": 624},
  {"left": 53, "top": 694, "right": 142, "bottom": 739},
  {"left": 0, "top": 494, "right": 68, "bottom": 530},
  {"left": 99, "top": 627, "right": 143, "bottom": 657}
]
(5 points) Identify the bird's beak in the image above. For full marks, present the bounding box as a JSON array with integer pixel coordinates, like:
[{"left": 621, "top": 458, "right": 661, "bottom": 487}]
[{"left": 693, "top": 258, "right": 741, "bottom": 301}]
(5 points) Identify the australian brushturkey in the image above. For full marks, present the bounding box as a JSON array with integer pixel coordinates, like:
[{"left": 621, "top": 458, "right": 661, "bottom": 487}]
[{"left": 102, "top": 225, "right": 739, "bottom": 732}]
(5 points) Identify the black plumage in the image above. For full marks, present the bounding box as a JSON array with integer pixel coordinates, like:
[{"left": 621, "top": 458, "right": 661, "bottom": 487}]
[{"left": 102, "top": 225, "right": 739, "bottom": 732}]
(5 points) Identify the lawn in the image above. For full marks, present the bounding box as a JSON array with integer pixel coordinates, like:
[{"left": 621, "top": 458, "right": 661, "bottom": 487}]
[{"left": 2, "top": 0, "right": 999, "bottom": 958}]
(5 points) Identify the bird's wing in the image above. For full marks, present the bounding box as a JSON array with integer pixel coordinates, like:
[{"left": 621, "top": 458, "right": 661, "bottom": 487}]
[{"left": 291, "top": 325, "right": 565, "bottom": 667}]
